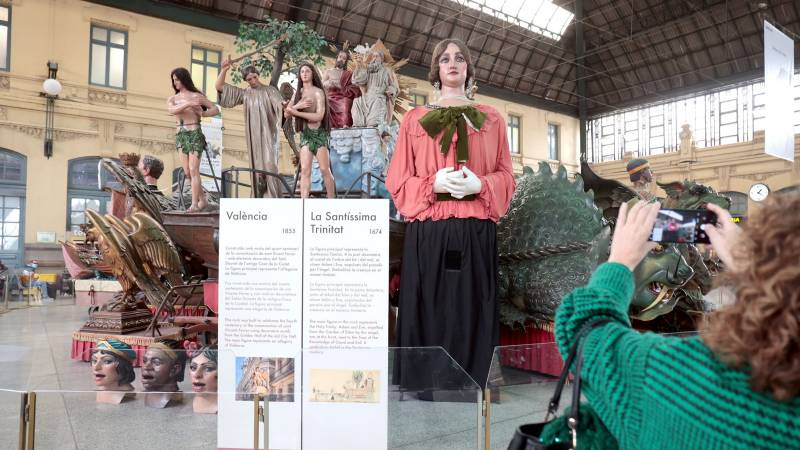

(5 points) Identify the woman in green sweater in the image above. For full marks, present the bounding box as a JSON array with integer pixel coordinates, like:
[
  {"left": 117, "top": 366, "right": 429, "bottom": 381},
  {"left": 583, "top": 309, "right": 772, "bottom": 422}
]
[{"left": 555, "top": 196, "right": 800, "bottom": 449}]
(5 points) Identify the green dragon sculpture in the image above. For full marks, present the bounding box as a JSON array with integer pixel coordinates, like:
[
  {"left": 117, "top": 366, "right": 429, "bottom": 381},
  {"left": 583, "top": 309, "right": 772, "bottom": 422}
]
[
  {"left": 497, "top": 162, "right": 730, "bottom": 332},
  {"left": 497, "top": 163, "right": 610, "bottom": 330}
]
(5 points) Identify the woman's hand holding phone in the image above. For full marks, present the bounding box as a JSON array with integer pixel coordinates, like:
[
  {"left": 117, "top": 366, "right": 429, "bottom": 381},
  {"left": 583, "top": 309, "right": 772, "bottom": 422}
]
[
  {"left": 609, "top": 201, "right": 661, "bottom": 272},
  {"left": 702, "top": 203, "right": 743, "bottom": 272}
]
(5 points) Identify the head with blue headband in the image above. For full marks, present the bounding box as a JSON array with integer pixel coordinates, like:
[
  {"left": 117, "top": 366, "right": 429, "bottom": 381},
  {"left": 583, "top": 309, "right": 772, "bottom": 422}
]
[{"left": 91, "top": 339, "right": 136, "bottom": 390}]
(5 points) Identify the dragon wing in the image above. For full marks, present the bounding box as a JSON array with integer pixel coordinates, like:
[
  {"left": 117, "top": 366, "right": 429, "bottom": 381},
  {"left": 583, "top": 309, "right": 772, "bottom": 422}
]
[
  {"left": 84, "top": 210, "right": 137, "bottom": 293},
  {"left": 580, "top": 161, "right": 638, "bottom": 224},
  {"left": 126, "top": 213, "right": 185, "bottom": 287}
]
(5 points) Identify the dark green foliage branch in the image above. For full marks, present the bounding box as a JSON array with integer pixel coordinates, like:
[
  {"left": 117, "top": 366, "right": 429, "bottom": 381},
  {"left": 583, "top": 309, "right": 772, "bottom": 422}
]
[{"left": 232, "top": 19, "right": 327, "bottom": 86}]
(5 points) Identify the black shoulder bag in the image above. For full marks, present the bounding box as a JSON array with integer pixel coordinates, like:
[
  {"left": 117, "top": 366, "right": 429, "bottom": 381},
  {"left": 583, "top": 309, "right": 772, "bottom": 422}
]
[{"left": 507, "top": 318, "right": 614, "bottom": 450}]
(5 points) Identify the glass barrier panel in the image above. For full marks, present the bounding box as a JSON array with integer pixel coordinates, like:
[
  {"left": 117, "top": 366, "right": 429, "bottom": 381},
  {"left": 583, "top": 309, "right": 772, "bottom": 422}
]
[
  {"left": 485, "top": 342, "right": 568, "bottom": 450},
  {"left": 28, "top": 347, "right": 243, "bottom": 449},
  {"left": 486, "top": 331, "right": 701, "bottom": 449},
  {"left": 286, "top": 347, "right": 484, "bottom": 450},
  {"left": 0, "top": 335, "right": 44, "bottom": 393},
  {"left": 0, "top": 389, "right": 24, "bottom": 449}
]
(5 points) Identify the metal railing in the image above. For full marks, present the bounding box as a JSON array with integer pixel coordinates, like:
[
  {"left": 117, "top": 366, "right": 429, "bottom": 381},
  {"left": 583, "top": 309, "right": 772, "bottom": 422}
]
[
  {"left": 220, "top": 167, "right": 295, "bottom": 199},
  {"left": 343, "top": 172, "right": 387, "bottom": 199}
]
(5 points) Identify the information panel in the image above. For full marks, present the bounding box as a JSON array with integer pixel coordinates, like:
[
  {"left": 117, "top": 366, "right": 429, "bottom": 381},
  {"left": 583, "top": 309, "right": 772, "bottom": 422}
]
[
  {"left": 302, "top": 199, "right": 389, "bottom": 449},
  {"left": 218, "top": 199, "right": 303, "bottom": 450},
  {"left": 218, "top": 199, "right": 388, "bottom": 450}
]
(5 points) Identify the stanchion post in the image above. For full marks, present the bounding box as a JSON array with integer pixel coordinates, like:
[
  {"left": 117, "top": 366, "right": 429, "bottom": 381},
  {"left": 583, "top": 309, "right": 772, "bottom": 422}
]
[
  {"left": 17, "top": 392, "right": 27, "bottom": 450},
  {"left": 3, "top": 271, "right": 9, "bottom": 312},
  {"left": 253, "top": 391, "right": 261, "bottom": 450},
  {"left": 483, "top": 389, "right": 491, "bottom": 450},
  {"left": 263, "top": 395, "right": 269, "bottom": 450},
  {"left": 25, "top": 392, "right": 36, "bottom": 450}
]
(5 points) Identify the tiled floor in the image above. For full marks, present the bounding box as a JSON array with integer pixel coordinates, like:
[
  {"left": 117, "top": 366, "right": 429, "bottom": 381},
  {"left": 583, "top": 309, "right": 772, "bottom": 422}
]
[{"left": 0, "top": 298, "right": 557, "bottom": 449}]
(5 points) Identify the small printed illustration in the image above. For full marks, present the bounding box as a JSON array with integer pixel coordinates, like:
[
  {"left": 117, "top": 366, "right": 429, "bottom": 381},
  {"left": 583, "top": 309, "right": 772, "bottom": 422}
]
[
  {"left": 235, "top": 356, "right": 295, "bottom": 402},
  {"left": 309, "top": 368, "right": 379, "bottom": 404}
]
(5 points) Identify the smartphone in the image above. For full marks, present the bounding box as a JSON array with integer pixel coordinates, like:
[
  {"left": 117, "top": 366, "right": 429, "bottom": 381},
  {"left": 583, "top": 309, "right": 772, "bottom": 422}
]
[{"left": 649, "top": 208, "right": 717, "bottom": 244}]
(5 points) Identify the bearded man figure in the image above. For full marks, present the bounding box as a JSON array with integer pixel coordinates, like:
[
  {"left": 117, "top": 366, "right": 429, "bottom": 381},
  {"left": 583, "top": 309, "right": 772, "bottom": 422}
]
[
  {"left": 351, "top": 40, "right": 399, "bottom": 127},
  {"left": 323, "top": 49, "right": 361, "bottom": 129}
]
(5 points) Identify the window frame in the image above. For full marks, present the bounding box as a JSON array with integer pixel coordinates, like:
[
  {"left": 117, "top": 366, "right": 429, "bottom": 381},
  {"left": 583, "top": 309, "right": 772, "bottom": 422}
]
[
  {"left": 0, "top": 149, "right": 25, "bottom": 267},
  {"left": 547, "top": 122, "right": 560, "bottom": 161},
  {"left": 0, "top": 4, "right": 10, "bottom": 71},
  {"left": 190, "top": 45, "right": 222, "bottom": 101},
  {"left": 507, "top": 114, "right": 521, "bottom": 154},
  {"left": 66, "top": 157, "right": 114, "bottom": 233},
  {"left": 88, "top": 24, "right": 128, "bottom": 90},
  {"left": 410, "top": 92, "right": 428, "bottom": 107},
  {"left": 720, "top": 191, "right": 748, "bottom": 218}
]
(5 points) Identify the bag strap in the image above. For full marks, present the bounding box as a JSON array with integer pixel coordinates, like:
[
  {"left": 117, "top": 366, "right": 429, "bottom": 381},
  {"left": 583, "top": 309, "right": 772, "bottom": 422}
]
[{"left": 545, "top": 318, "right": 611, "bottom": 420}]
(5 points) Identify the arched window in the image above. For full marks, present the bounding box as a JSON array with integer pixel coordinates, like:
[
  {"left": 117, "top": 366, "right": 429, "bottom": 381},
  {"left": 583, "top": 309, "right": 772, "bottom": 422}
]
[
  {"left": 721, "top": 191, "right": 748, "bottom": 217},
  {"left": 66, "top": 157, "right": 115, "bottom": 233},
  {"left": 0, "top": 149, "right": 26, "bottom": 267}
]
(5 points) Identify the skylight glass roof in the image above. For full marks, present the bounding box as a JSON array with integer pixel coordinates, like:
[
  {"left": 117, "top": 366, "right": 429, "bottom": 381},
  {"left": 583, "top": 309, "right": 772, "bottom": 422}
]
[{"left": 454, "top": 0, "right": 574, "bottom": 40}]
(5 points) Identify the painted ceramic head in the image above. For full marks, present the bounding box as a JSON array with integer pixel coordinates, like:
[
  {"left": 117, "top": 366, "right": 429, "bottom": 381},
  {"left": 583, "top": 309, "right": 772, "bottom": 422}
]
[
  {"left": 141, "top": 339, "right": 186, "bottom": 392},
  {"left": 91, "top": 339, "right": 136, "bottom": 390},
  {"left": 190, "top": 345, "right": 218, "bottom": 394}
]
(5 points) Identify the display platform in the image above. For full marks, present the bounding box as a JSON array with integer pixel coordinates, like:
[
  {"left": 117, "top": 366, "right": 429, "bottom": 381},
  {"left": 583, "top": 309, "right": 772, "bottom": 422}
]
[
  {"left": 74, "top": 279, "right": 122, "bottom": 308},
  {"left": 499, "top": 325, "right": 562, "bottom": 377}
]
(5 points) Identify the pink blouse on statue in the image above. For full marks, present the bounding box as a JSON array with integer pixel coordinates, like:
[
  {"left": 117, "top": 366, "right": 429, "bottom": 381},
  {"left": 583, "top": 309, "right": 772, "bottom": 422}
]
[{"left": 386, "top": 104, "right": 516, "bottom": 223}]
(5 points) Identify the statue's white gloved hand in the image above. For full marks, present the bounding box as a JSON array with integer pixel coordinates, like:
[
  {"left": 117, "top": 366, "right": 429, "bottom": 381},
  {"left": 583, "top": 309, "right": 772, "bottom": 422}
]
[
  {"left": 433, "top": 167, "right": 456, "bottom": 194},
  {"left": 447, "top": 166, "right": 482, "bottom": 199}
]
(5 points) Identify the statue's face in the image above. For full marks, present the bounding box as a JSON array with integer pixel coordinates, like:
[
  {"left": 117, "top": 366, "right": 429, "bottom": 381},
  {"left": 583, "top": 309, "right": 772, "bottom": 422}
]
[
  {"left": 190, "top": 354, "right": 218, "bottom": 393},
  {"left": 244, "top": 72, "right": 260, "bottom": 89},
  {"left": 172, "top": 75, "right": 183, "bottom": 91},
  {"left": 91, "top": 351, "right": 121, "bottom": 390},
  {"left": 438, "top": 42, "right": 467, "bottom": 89},
  {"left": 641, "top": 168, "right": 653, "bottom": 183},
  {"left": 336, "top": 52, "right": 348, "bottom": 68},
  {"left": 137, "top": 159, "right": 149, "bottom": 177},
  {"left": 299, "top": 65, "right": 313, "bottom": 85},
  {"left": 141, "top": 348, "right": 179, "bottom": 391},
  {"left": 630, "top": 244, "right": 695, "bottom": 321}
]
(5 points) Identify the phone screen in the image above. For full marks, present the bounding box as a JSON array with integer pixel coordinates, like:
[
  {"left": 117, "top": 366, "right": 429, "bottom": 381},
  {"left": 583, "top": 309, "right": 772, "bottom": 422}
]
[{"left": 649, "top": 209, "right": 717, "bottom": 244}]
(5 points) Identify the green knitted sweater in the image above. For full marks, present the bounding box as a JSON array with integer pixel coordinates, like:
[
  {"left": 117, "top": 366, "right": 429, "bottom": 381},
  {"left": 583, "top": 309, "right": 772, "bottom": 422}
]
[{"left": 555, "top": 262, "right": 800, "bottom": 450}]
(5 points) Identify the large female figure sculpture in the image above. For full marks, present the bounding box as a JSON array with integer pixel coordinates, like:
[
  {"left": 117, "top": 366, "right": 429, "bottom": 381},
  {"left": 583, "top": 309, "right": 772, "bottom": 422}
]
[
  {"left": 91, "top": 339, "right": 136, "bottom": 404},
  {"left": 386, "top": 39, "right": 515, "bottom": 387},
  {"left": 167, "top": 68, "right": 219, "bottom": 212},
  {"left": 284, "top": 63, "right": 336, "bottom": 198}
]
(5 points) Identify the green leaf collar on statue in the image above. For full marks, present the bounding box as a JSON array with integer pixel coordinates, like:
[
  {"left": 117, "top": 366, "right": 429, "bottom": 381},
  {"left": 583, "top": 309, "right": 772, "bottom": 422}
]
[{"left": 419, "top": 106, "right": 487, "bottom": 163}]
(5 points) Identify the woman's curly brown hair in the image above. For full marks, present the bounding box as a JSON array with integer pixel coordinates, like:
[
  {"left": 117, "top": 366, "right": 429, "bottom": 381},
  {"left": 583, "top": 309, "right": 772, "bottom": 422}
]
[{"left": 702, "top": 192, "right": 800, "bottom": 401}]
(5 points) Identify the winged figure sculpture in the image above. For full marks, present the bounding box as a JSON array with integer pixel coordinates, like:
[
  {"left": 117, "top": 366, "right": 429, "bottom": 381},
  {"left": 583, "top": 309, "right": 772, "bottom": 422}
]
[{"left": 84, "top": 209, "right": 185, "bottom": 318}]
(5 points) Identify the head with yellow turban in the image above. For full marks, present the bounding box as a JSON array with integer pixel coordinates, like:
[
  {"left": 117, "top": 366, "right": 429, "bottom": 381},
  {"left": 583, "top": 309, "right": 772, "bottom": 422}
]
[{"left": 626, "top": 158, "right": 653, "bottom": 183}]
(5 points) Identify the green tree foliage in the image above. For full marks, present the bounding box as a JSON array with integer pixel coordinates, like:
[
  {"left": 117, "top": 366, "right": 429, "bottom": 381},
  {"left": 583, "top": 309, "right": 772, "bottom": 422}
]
[{"left": 232, "top": 19, "right": 327, "bottom": 86}]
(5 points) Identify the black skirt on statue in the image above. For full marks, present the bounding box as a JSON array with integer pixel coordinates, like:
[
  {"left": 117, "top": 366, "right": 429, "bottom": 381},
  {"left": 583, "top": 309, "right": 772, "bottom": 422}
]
[{"left": 393, "top": 217, "right": 499, "bottom": 391}]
